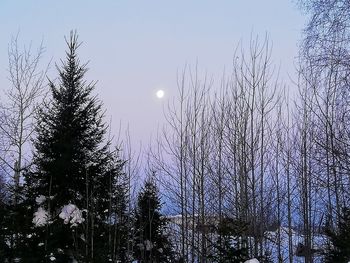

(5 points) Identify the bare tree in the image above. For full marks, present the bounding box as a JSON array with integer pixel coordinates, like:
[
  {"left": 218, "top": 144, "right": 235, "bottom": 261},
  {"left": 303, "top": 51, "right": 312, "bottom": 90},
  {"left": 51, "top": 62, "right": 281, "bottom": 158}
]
[
  {"left": 299, "top": 0, "right": 350, "bottom": 222},
  {"left": 152, "top": 36, "right": 285, "bottom": 262},
  {"left": 0, "top": 35, "right": 48, "bottom": 259},
  {"left": 0, "top": 34, "right": 48, "bottom": 205},
  {"left": 225, "top": 36, "right": 280, "bottom": 258}
]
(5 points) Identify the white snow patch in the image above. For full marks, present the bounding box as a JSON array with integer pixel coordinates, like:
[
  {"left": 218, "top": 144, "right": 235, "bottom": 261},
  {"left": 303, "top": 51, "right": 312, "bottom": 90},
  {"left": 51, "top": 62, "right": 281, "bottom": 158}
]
[
  {"left": 35, "top": 195, "right": 46, "bottom": 205},
  {"left": 144, "top": 240, "right": 153, "bottom": 251},
  {"left": 33, "top": 207, "right": 49, "bottom": 227},
  {"left": 59, "top": 204, "right": 85, "bottom": 227},
  {"left": 244, "top": 259, "right": 259, "bottom": 263}
]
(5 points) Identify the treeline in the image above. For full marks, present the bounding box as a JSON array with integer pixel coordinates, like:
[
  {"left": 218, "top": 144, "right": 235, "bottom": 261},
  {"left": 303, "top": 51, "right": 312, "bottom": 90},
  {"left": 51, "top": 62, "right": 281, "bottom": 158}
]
[
  {"left": 150, "top": 1, "right": 350, "bottom": 262},
  {"left": 1, "top": 1, "right": 350, "bottom": 262}
]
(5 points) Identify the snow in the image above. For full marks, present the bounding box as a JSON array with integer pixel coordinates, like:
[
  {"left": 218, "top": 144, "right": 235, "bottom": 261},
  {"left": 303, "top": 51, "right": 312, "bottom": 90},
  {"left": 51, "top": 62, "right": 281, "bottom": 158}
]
[
  {"left": 144, "top": 240, "right": 153, "bottom": 251},
  {"left": 35, "top": 195, "right": 46, "bottom": 205},
  {"left": 33, "top": 207, "right": 49, "bottom": 227},
  {"left": 167, "top": 216, "right": 327, "bottom": 262},
  {"left": 264, "top": 226, "right": 326, "bottom": 262},
  {"left": 244, "top": 259, "right": 259, "bottom": 263},
  {"left": 59, "top": 204, "right": 85, "bottom": 227}
]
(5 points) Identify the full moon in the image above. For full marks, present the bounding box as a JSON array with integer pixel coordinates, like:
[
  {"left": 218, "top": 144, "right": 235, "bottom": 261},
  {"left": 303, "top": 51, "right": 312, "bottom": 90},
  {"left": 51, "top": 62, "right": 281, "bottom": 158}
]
[{"left": 156, "top": 90, "right": 164, "bottom": 99}]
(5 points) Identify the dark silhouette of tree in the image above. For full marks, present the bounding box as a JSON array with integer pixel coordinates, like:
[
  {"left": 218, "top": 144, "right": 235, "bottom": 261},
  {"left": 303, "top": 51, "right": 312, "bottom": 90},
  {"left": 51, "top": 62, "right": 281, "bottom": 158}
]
[
  {"left": 109, "top": 167, "right": 130, "bottom": 262},
  {"left": 0, "top": 173, "right": 8, "bottom": 259},
  {"left": 209, "top": 217, "right": 249, "bottom": 263},
  {"left": 325, "top": 207, "right": 350, "bottom": 262},
  {"left": 133, "top": 176, "right": 175, "bottom": 262},
  {"left": 24, "top": 31, "right": 123, "bottom": 262}
]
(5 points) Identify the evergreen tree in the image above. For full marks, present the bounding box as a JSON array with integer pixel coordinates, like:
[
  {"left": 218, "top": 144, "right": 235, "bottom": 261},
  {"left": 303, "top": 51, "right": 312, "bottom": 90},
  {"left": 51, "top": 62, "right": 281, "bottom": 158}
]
[
  {"left": 0, "top": 207, "right": 7, "bottom": 260},
  {"left": 0, "top": 174, "right": 25, "bottom": 262},
  {"left": 24, "top": 31, "right": 123, "bottom": 262},
  {"left": 325, "top": 207, "right": 350, "bottom": 262},
  {"left": 110, "top": 177, "right": 129, "bottom": 262},
  {"left": 133, "top": 176, "right": 174, "bottom": 263},
  {"left": 0, "top": 176, "right": 8, "bottom": 260},
  {"left": 209, "top": 217, "right": 249, "bottom": 263}
]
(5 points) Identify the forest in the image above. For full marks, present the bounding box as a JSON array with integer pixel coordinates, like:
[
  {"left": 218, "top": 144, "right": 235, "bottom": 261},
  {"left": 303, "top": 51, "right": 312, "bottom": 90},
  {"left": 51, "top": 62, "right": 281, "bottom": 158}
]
[{"left": 1, "top": 1, "right": 350, "bottom": 262}]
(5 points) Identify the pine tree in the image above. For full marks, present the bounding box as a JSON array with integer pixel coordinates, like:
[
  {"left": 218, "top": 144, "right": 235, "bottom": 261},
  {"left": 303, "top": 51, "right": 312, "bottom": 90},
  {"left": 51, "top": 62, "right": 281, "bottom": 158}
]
[
  {"left": 111, "top": 177, "right": 129, "bottom": 262},
  {"left": 24, "top": 31, "right": 123, "bottom": 262},
  {"left": 209, "top": 217, "right": 249, "bottom": 263},
  {"left": 0, "top": 176, "right": 8, "bottom": 260},
  {"left": 325, "top": 207, "right": 350, "bottom": 262},
  {"left": 0, "top": 207, "right": 6, "bottom": 260},
  {"left": 133, "top": 176, "right": 174, "bottom": 263}
]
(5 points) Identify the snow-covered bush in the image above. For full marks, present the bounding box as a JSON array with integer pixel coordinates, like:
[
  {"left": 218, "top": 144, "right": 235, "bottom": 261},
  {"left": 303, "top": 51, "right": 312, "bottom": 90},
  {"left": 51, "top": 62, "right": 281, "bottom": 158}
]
[
  {"left": 35, "top": 195, "right": 46, "bottom": 205},
  {"left": 59, "top": 204, "right": 85, "bottom": 227},
  {"left": 33, "top": 207, "right": 49, "bottom": 227}
]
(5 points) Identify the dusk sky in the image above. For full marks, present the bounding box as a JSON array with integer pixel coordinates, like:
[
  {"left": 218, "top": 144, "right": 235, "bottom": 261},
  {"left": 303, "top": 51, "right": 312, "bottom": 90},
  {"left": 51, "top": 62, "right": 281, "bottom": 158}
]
[{"left": 0, "top": 1, "right": 306, "bottom": 149}]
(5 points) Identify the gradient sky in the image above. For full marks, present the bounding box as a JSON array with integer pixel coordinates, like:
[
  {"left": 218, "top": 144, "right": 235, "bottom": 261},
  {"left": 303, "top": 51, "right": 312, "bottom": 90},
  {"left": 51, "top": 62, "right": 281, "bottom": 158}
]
[{"left": 0, "top": 1, "right": 306, "bottom": 149}]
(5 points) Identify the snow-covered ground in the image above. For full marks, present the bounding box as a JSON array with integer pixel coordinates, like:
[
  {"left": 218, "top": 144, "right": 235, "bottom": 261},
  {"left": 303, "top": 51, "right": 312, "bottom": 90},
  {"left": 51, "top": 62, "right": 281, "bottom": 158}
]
[
  {"left": 264, "top": 226, "right": 326, "bottom": 262},
  {"left": 167, "top": 215, "right": 327, "bottom": 262},
  {"left": 244, "top": 259, "right": 259, "bottom": 263}
]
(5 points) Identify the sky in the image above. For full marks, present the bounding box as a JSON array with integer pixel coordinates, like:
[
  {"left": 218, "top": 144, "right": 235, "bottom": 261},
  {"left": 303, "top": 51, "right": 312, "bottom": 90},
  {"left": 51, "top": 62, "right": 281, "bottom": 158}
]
[{"left": 0, "top": 1, "right": 306, "bottom": 150}]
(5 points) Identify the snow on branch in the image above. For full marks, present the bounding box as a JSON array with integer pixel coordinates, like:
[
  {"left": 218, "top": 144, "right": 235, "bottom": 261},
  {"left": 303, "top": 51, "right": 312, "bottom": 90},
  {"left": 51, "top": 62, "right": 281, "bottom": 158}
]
[
  {"left": 33, "top": 207, "right": 49, "bottom": 227},
  {"left": 244, "top": 259, "right": 259, "bottom": 263},
  {"left": 59, "top": 204, "right": 85, "bottom": 227},
  {"left": 35, "top": 195, "right": 46, "bottom": 205}
]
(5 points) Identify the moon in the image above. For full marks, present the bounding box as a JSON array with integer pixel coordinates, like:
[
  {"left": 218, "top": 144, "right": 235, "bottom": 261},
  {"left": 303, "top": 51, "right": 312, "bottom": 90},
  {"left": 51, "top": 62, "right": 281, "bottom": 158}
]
[{"left": 156, "top": 89, "right": 164, "bottom": 99}]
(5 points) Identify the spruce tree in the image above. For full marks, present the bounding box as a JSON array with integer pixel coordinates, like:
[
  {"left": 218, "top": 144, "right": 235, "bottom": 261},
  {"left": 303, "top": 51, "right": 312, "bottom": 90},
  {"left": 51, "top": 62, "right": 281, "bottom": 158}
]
[
  {"left": 209, "top": 217, "right": 249, "bottom": 263},
  {"left": 133, "top": 177, "right": 174, "bottom": 263},
  {"left": 0, "top": 207, "right": 6, "bottom": 260},
  {"left": 24, "top": 31, "right": 123, "bottom": 262},
  {"left": 0, "top": 178, "right": 8, "bottom": 260},
  {"left": 325, "top": 207, "right": 350, "bottom": 262},
  {"left": 111, "top": 178, "right": 129, "bottom": 262}
]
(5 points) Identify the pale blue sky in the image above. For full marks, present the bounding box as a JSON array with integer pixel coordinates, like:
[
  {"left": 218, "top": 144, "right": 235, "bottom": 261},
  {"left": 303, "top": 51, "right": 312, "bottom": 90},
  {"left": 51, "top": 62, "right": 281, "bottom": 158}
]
[{"left": 0, "top": 1, "right": 306, "bottom": 147}]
